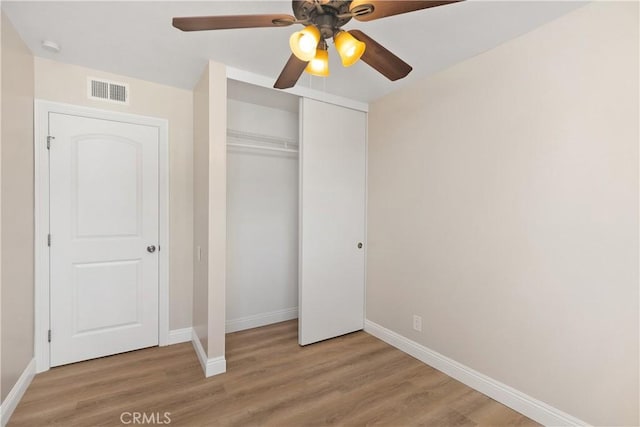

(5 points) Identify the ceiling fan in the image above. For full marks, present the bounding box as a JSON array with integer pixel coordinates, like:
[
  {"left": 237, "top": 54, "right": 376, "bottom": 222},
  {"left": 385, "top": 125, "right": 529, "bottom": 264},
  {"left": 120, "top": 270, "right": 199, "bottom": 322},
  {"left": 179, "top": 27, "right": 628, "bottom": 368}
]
[{"left": 173, "top": 0, "right": 462, "bottom": 90}]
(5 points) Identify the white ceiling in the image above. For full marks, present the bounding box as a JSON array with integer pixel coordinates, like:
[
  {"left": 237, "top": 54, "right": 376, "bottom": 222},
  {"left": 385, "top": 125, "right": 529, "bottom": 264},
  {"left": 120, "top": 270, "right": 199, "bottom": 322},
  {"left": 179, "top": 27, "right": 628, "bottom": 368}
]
[{"left": 2, "top": 1, "right": 585, "bottom": 103}]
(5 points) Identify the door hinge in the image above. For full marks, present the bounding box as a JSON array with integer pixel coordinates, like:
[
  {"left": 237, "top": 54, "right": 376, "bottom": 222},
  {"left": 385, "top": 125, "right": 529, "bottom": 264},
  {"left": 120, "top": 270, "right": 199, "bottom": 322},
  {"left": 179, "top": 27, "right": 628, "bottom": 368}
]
[
  {"left": 47, "top": 234, "right": 51, "bottom": 247},
  {"left": 46, "top": 135, "right": 55, "bottom": 150},
  {"left": 48, "top": 330, "right": 51, "bottom": 342}
]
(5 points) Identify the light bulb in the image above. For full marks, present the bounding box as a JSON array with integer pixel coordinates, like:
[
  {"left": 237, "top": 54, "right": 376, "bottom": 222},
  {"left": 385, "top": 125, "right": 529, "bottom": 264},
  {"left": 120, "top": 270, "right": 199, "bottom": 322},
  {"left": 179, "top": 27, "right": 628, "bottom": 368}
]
[
  {"left": 289, "top": 25, "right": 321, "bottom": 61},
  {"left": 298, "top": 34, "right": 316, "bottom": 52},
  {"left": 305, "top": 48, "right": 329, "bottom": 77},
  {"left": 334, "top": 31, "right": 366, "bottom": 67}
]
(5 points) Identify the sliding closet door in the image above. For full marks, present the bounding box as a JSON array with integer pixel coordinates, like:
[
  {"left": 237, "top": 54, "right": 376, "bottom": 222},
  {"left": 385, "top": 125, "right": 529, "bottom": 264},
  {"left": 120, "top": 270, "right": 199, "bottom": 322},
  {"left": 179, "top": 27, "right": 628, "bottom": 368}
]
[{"left": 299, "top": 98, "right": 366, "bottom": 345}]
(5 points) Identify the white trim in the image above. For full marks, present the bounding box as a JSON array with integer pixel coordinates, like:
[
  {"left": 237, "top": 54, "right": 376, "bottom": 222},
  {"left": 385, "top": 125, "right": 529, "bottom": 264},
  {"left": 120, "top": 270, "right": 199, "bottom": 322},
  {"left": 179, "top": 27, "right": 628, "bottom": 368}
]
[
  {"left": 168, "top": 327, "right": 193, "bottom": 345},
  {"left": 364, "top": 320, "right": 589, "bottom": 427},
  {"left": 297, "top": 97, "right": 305, "bottom": 343},
  {"left": 34, "top": 100, "right": 50, "bottom": 373},
  {"left": 34, "top": 99, "right": 170, "bottom": 373},
  {"left": 226, "top": 66, "right": 368, "bottom": 113},
  {"left": 363, "top": 109, "right": 368, "bottom": 324},
  {"left": 226, "top": 307, "right": 298, "bottom": 333},
  {"left": 157, "top": 115, "right": 170, "bottom": 347},
  {"left": 191, "top": 330, "right": 226, "bottom": 377},
  {"left": 0, "top": 358, "right": 36, "bottom": 427}
]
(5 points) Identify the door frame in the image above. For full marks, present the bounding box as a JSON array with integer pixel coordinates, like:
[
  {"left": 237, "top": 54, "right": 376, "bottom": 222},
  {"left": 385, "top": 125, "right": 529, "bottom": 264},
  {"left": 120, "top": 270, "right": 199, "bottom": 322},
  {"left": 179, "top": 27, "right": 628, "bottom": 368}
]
[{"left": 34, "top": 100, "right": 170, "bottom": 373}]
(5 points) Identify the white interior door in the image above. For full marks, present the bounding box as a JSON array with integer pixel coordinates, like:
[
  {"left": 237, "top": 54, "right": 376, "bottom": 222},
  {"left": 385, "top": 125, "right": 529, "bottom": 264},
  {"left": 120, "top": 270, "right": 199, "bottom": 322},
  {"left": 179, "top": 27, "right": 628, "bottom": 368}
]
[
  {"left": 49, "top": 112, "right": 159, "bottom": 367},
  {"left": 299, "top": 98, "right": 366, "bottom": 345}
]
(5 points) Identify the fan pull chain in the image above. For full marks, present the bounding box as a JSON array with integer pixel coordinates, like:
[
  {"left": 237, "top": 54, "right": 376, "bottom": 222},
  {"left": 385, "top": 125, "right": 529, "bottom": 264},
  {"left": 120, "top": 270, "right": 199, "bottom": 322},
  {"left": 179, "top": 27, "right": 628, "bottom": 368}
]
[{"left": 323, "top": 75, "right": 326, "bottom": 100}]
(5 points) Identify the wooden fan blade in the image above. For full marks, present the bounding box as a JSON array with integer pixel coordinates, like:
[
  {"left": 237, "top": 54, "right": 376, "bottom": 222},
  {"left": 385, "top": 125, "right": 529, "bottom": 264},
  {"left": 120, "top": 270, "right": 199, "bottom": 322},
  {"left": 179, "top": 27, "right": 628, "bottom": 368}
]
[
  {"left": 274, "top": 55, "right": 309, "bottom": 89},
  {"left": 349, "top": 30, "right": 412, "bottom": 81},
  {"left": 350, "top": 0, "right": 462, "bottom": 22},
  {"left": 172, "top": 14, "right": 296, "bottom": 31}
]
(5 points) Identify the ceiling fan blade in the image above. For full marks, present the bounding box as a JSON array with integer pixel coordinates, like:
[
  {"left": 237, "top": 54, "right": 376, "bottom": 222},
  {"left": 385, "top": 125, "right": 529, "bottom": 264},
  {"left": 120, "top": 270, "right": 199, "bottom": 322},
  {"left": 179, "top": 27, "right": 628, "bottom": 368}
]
[
  {"left": 274, "top": 55, "right": 309, "bottom": 89},
  {"left": 350, "top": 0, "right": 463, "bottom": 22},
  {"left": 349, "top": 30, "right": 412, "bottom": 81},
  {"left": 172, "top": 14, "right": 296, "bottom": 31}
]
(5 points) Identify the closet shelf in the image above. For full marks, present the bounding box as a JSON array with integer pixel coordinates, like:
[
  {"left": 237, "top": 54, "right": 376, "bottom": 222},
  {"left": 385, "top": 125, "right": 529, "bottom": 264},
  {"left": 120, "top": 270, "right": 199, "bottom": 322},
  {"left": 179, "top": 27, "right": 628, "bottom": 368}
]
[{"left": 227, "top": 129, "right": 299, "bottom": 153}]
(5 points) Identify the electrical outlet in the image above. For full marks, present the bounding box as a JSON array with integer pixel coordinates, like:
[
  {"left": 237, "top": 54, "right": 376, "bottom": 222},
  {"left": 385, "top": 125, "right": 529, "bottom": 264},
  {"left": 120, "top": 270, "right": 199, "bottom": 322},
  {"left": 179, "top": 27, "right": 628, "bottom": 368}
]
[{"left": 413, "top": 315, "right": 422, "bottom": 332}]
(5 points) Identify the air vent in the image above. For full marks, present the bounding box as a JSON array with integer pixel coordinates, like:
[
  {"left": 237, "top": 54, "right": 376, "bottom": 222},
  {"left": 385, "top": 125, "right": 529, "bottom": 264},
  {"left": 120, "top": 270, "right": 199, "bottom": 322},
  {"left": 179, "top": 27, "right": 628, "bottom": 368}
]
[{"left": 88, "top": 78, "right": 129, "bottom": 104}]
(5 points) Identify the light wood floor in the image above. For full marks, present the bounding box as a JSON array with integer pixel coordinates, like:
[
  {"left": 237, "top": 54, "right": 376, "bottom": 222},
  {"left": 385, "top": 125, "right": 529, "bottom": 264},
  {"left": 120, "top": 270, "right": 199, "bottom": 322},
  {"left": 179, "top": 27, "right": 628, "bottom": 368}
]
[{"left": 10, "top": 320, "right": 538, "bottom": 426}]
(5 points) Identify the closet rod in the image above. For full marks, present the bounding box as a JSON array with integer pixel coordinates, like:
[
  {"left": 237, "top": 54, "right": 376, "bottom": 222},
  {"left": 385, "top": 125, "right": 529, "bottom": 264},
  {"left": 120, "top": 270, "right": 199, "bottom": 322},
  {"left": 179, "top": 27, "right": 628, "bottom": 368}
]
[
  {"left": 227, "top": 142, "right": 299, "bottom": 154},
  {"left": 227, "top": 129, "right": 297, "bottom": 146}
]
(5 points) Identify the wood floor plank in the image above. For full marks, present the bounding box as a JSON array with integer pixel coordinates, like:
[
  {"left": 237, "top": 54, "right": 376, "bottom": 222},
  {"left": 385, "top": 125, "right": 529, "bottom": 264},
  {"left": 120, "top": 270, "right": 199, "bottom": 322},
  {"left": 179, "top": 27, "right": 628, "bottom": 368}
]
[{"left": 8, "top": 320, "right": 539, "bottom": 426}]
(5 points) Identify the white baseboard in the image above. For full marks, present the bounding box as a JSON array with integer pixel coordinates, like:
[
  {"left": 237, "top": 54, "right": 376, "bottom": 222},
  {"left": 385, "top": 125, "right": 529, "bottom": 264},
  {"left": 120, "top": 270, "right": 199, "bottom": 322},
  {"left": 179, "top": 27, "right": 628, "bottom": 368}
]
[
  {"left": 190, "top": 330, "right": 226, "bottom": 378},
  {"left": 364, "top": 320, "right": 588, "bottom": 427},
  {"left": 226, "top": 307, "right": 298, "bottom": 333},
  {"left": 167, "top": 327, "right": 193, "bottom": 345},
  {"left": 1, "top": 358, "right": 36, "bottom": 427}
]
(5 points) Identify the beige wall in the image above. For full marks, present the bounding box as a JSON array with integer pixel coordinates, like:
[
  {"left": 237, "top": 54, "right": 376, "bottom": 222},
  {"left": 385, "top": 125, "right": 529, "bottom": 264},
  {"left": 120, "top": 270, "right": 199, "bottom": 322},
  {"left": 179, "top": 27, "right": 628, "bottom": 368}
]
[
  {"left": 192, "top": 63, "right": 210, "bottom": 351},
  {"left": 34, "top": 57, "right": 194, "bottom": 330},
  {"left": 192, "top": 61, "right": 227, "bottom": 361},
  {"left": 1, "top": 12, "right": 35, "bottom": 401},
  {"left": 207, "top": 62, "right": 226, "bottom": 359},
  {"left": 367, "top": 2, "right": 638, "bottom": 425}
]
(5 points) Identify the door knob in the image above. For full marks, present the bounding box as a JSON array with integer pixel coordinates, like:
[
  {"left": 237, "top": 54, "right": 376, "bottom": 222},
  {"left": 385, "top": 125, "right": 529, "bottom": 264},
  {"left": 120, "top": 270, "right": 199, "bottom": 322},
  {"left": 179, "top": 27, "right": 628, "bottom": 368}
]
[
  {"left": 147, "top": 245, "right": 156, "bottom": 253},
  {"left": 357, "top": 242, "right": 363, "bottom": 249}
]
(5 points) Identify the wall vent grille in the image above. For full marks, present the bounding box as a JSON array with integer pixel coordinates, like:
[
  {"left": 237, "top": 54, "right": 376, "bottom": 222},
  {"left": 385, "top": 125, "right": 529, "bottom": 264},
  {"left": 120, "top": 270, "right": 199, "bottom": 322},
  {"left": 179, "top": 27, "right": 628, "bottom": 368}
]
[{"left": 88, "top": 78, "right": 129, "bottom": 104}]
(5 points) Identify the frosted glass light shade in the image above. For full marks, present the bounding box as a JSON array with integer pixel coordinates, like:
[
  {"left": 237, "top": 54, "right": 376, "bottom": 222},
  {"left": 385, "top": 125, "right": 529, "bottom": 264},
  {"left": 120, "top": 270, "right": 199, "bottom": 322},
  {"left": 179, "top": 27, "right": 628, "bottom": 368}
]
[
  {"left": 305, "top": 48, "right": 329, "bottom": 77},
  {"left": 289, "top": 25, "right": 321, "bottom": 61},
  {"left": 334, "top": 31, "right": 366, "bottom": 67}
]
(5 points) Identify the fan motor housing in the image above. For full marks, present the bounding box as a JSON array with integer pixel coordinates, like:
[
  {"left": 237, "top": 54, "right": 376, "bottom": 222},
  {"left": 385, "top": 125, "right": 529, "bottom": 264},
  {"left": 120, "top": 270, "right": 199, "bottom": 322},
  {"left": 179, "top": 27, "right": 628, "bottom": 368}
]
[{"left": 292, "top": 0, "right": 352, "bottom": 38}]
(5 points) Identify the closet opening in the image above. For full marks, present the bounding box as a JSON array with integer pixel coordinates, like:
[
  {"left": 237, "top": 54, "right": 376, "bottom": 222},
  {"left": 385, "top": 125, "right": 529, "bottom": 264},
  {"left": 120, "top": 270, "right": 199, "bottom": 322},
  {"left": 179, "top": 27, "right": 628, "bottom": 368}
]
[{"left": 225, "top": 79, "right": 300, "bottom": 339}]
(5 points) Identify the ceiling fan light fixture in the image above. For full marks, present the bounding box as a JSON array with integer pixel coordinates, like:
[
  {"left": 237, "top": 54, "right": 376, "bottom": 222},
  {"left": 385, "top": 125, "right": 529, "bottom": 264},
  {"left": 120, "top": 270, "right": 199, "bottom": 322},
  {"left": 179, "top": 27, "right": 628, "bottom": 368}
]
[
  {"left": 334, "top": 31, "right": 366, "bottom": 67},
  {"left": 173, "top": 0, "right": 462, "bottom": 89},
  {"left": 289, "top": 25, "right": 321, "bottom": 61},
  {"left": 305, "top": 46, "right": 330, "bottom": 77}
]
